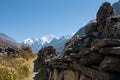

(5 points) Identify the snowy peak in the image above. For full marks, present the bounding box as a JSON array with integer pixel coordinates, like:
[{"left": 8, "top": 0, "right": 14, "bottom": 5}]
[
  {"left": 23, "top": 34, "right": 58, "bottom": 46},
  {"left": 41, "top": 34, "right": 59, "bottom": 44},
  {"left": 23, "top": 38, "right": 42, "bottom": 45},
  {"left": 63, "top": 33, "right": 75, "bottom": 39},
  {"left": 22, "top": 33, "right": 74, "bottom": 53},
  {"left": 24, "top": 38, "right": 37, "bottom": 45}
]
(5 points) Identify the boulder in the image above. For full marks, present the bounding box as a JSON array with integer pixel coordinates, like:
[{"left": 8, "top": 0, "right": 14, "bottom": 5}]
[
  {"left": 101, "top": 16, "right": 120, "bottom": 38},
  {"left": 96, "top": 2, "right": 115, "bottom": 32}
]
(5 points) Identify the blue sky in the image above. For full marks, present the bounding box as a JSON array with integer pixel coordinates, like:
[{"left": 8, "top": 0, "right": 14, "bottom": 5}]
[{"left": 0, "top": 0, "right": 117, "bottom": 42}]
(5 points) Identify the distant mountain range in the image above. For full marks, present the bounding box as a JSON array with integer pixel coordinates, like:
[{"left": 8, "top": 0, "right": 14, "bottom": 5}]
[
  {"left": 22, "top": 34, "right": 74, "bottom": 53},
  {"left": 0, "top": 33, "right": 21, "bottom": 49}
]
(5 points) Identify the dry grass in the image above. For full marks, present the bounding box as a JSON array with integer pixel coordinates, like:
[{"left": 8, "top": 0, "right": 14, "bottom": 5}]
[
  {"left": 0, "top": 45, "right": 36, "bottom": 80},
  {"left": 0, "top": 57, "right": 32, "bottom": 80},
  {"left": 0, "top": 66, "right": 17, "bottom": 80}
]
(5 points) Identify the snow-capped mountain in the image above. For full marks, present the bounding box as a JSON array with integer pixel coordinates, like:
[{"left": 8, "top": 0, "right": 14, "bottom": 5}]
[
  {"left": 23, "top": 34, "right": 57, "bottom": 45},
  {"left": 41, "top": 34, "right": 59, "bottom": 44},
  {"left": 22, "top": 33, "right": 74, "bottom": 53},
  {"left": 24, "top": 38, "right": 40, "bottom": 45}
]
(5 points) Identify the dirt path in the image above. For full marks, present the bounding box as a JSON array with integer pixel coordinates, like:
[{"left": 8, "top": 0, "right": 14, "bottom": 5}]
[
  {"left": 30, "top": 61, "right": 38, "bottom": 80},
  {"left": 29, "top": 56, "right": 38, "bottom": 80}
]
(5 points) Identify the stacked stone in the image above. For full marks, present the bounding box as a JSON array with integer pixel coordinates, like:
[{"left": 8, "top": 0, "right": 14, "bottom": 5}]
[
  {"left": 0, "top": 47, "right": 19, "bottom": 57},
  {"left": 38, "top": 2, "right": 120, "bottom": 80}
]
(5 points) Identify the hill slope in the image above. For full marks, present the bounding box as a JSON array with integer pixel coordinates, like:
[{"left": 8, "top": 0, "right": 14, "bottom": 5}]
[{"left": 0, "top": 33, "right": 21, "bottom": 48}]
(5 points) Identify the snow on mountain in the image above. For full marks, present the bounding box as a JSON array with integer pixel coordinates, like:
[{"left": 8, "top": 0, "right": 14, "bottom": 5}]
[
  {"left": 22, "top": 33, "right": 74, "bottom": 53},
  {"left": 41, "top": 34, "right": 59, "bottom": 44},
  {"left": 23, "top": 38, "right": 39, "bottom": 45}
]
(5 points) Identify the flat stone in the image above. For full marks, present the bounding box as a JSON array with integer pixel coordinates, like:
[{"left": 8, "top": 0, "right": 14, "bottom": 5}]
[
  {"left": 64, "top": 70, "right": 75, "bottom": 80},
  {"left": 99, "top": 47, "right": 120, "bottom": 55},
  {"left": 51, "top": 64, "right": 68, "bottom": 69},
  {"left": 91, "top": 39, "right": 120, "bottom": 51},
  {"left": 72, "top": 62, "right": 109, "bottom": 80},
  {"left": 70, "top": 48, "right": 91, "bottom": 60}
]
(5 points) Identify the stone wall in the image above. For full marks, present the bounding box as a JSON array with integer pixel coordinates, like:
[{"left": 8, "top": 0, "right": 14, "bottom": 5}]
[{"left": 38, "top": 2, "right": 120, "bottom": 80}]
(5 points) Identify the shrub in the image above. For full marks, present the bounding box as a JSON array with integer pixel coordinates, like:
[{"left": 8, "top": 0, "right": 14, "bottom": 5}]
[
  {"left": 0, "top": 67, "right": 17, "bottom": 80},
  {"left": 0, "top": 57, "right": 31, "bottom": 80},
  {"left": 20, "top": 63, "right": 30, "bottom": 77},
  {"left": 20, "top": 45, "right": 35, "bottom": 60},
  {"left": 0, "top": 45, "right": 35, "bottom": 80}
]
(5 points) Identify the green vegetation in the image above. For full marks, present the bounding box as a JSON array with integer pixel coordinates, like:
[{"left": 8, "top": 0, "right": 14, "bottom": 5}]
[{"left": 34, "top": 58, "right": 46, "bottom": 80}]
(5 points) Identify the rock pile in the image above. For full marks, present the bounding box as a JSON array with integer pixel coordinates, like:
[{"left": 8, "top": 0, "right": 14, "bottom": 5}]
[
  {"left": 38, "top": 2, "right": 120, "bottom": 80},
  {"left": 38, "top": 46, "right": 61, "bottom": 63},
  {"left": 0, "top": 47, "right": 19, "bottom": 57}
]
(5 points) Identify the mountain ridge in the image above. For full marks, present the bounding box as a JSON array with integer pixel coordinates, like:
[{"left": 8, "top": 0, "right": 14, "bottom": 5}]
[
  {"left": 0, "top": 33, "right": 21, "bottom": 49},
  {"left": 22, "top": 33, "right": 74, "bottom": 53},
  {"left": 112, "top": 0, "right": 120, "bottom": 15}
]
